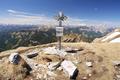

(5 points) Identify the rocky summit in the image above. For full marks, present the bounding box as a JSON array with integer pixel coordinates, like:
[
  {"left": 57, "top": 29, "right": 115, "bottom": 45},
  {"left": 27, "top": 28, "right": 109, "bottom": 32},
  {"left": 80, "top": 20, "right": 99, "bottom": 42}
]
[{"left": 0, "top": 42, "right": 120, "bottom": 80}]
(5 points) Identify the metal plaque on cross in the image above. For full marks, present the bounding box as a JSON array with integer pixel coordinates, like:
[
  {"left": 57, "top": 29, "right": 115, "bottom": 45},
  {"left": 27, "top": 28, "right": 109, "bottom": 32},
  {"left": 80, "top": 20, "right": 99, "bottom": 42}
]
[{"left": 56, "top": 27, "right": 64, "bottom": 37}]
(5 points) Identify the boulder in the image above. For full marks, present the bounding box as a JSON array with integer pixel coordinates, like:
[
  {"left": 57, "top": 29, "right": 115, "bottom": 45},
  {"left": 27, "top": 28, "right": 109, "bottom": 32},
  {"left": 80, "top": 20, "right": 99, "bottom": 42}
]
[
  {"left": 48, "top": 62, "right": 59, "bottom": 71},
  {"left": 61, "top": 60, "right": 78, "bottom": 80},
  {"left": 9, "top": 53, "right": 20, "bottom": 64},
  {"left": 113, "top": 61, "right": 120, "bottom": 66},
  {"left": 9, "top": 53, "right": 32, "bottom": 79},
  {"left": 48, "top": 60, "right": 64, "bottom": 71},
  {"left": 85, "top": 62, "right": 93, "bottom": 67}
]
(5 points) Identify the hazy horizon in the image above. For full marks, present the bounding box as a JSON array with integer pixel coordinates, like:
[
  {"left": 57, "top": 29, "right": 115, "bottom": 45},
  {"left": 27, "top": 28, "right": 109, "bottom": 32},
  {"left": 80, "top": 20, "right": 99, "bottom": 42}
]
[{"left": 0, "top": 0, "right": 120, "bottom": 27}]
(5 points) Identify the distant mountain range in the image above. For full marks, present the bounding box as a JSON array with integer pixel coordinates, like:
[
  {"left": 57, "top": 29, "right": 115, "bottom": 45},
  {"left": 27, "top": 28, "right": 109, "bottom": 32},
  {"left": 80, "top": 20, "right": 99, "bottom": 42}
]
[{"left": 0, "top": 24, "right": 117, "bottom": 52}]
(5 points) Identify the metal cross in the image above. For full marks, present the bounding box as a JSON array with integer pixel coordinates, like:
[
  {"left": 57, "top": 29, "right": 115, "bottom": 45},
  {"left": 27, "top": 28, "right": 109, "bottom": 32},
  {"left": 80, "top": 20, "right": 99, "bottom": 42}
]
[{"left": 55, "top": 12, "right": 67, "bottom": 50}]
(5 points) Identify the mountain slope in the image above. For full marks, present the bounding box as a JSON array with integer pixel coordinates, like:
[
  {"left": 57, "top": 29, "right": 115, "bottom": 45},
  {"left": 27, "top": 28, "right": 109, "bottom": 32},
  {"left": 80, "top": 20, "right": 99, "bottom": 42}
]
[{"left": 93, "top": 29, "right": 120, "bottom": 43}]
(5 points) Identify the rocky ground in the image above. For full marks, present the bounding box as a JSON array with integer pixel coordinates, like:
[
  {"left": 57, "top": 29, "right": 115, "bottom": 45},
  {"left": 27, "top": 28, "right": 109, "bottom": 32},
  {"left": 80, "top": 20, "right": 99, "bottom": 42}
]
[{"left": 0, "top": 42, "right": 120, "bottom": 80}]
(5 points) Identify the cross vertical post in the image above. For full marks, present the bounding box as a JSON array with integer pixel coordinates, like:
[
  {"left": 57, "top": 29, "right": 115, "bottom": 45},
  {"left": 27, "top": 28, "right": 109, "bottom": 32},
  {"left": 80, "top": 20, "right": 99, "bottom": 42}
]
[
  {"left": 55, "top": 12, "right": 67, "bottom": 50},
  {"left": 58, "top": 20, "right": 62, "bottom": 50}
]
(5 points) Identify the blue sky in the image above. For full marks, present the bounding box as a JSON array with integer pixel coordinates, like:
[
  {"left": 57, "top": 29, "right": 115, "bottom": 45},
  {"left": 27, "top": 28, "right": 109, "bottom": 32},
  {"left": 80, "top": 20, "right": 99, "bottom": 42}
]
[{"left": 0, "top": 0, "right": 120, "bottom": 26}]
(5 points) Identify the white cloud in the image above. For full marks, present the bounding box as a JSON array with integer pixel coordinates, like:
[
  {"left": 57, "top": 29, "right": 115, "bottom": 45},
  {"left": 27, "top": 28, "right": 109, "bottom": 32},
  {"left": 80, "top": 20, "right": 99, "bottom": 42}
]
[
  {"left": 64, "top": 17, "right": 87, "bottom": 26},
  {"left": 8, "top": 9, "right": 17, "bottom": 13},
  {"left": 0, "top": 9, "right": 119, "bottom": 27},
  {"left": 0, "top": 9, "right": 56, "bottom": 25},
  {"left": 8, "top": 9, "right": 32, "bottom": 15}
]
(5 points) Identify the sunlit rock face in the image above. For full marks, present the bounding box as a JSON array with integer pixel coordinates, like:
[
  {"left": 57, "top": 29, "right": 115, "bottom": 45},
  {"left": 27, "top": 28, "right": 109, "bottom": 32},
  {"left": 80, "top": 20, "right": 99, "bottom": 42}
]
[{"left": 93, "top": 28, "right": 120, "bottom": 43}]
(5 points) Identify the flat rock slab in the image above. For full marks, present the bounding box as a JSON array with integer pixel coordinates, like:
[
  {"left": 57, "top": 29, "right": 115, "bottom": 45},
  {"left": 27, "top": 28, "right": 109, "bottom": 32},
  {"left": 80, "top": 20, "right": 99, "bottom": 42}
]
[
  {"left": 42, "top": 47, "right": 67, "bottom": 57},
  {"left": 65, "top": 47, "right": 84, "bottom": 53},
  {"left": 26, "top": 51, "right": 38, "bottom": 58}
]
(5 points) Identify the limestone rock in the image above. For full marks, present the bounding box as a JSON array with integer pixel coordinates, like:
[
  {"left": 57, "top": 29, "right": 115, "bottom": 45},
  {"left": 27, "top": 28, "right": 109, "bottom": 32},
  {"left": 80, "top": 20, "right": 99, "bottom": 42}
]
[
  {"left": 61, "top": 60, "right": 78, "bottom": 80},
  {"left": 85, "top": 62, "right": 93, "bottom": 67},
  {"left": 9, "top": 53, "right": 20, "bottom": 64}
]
